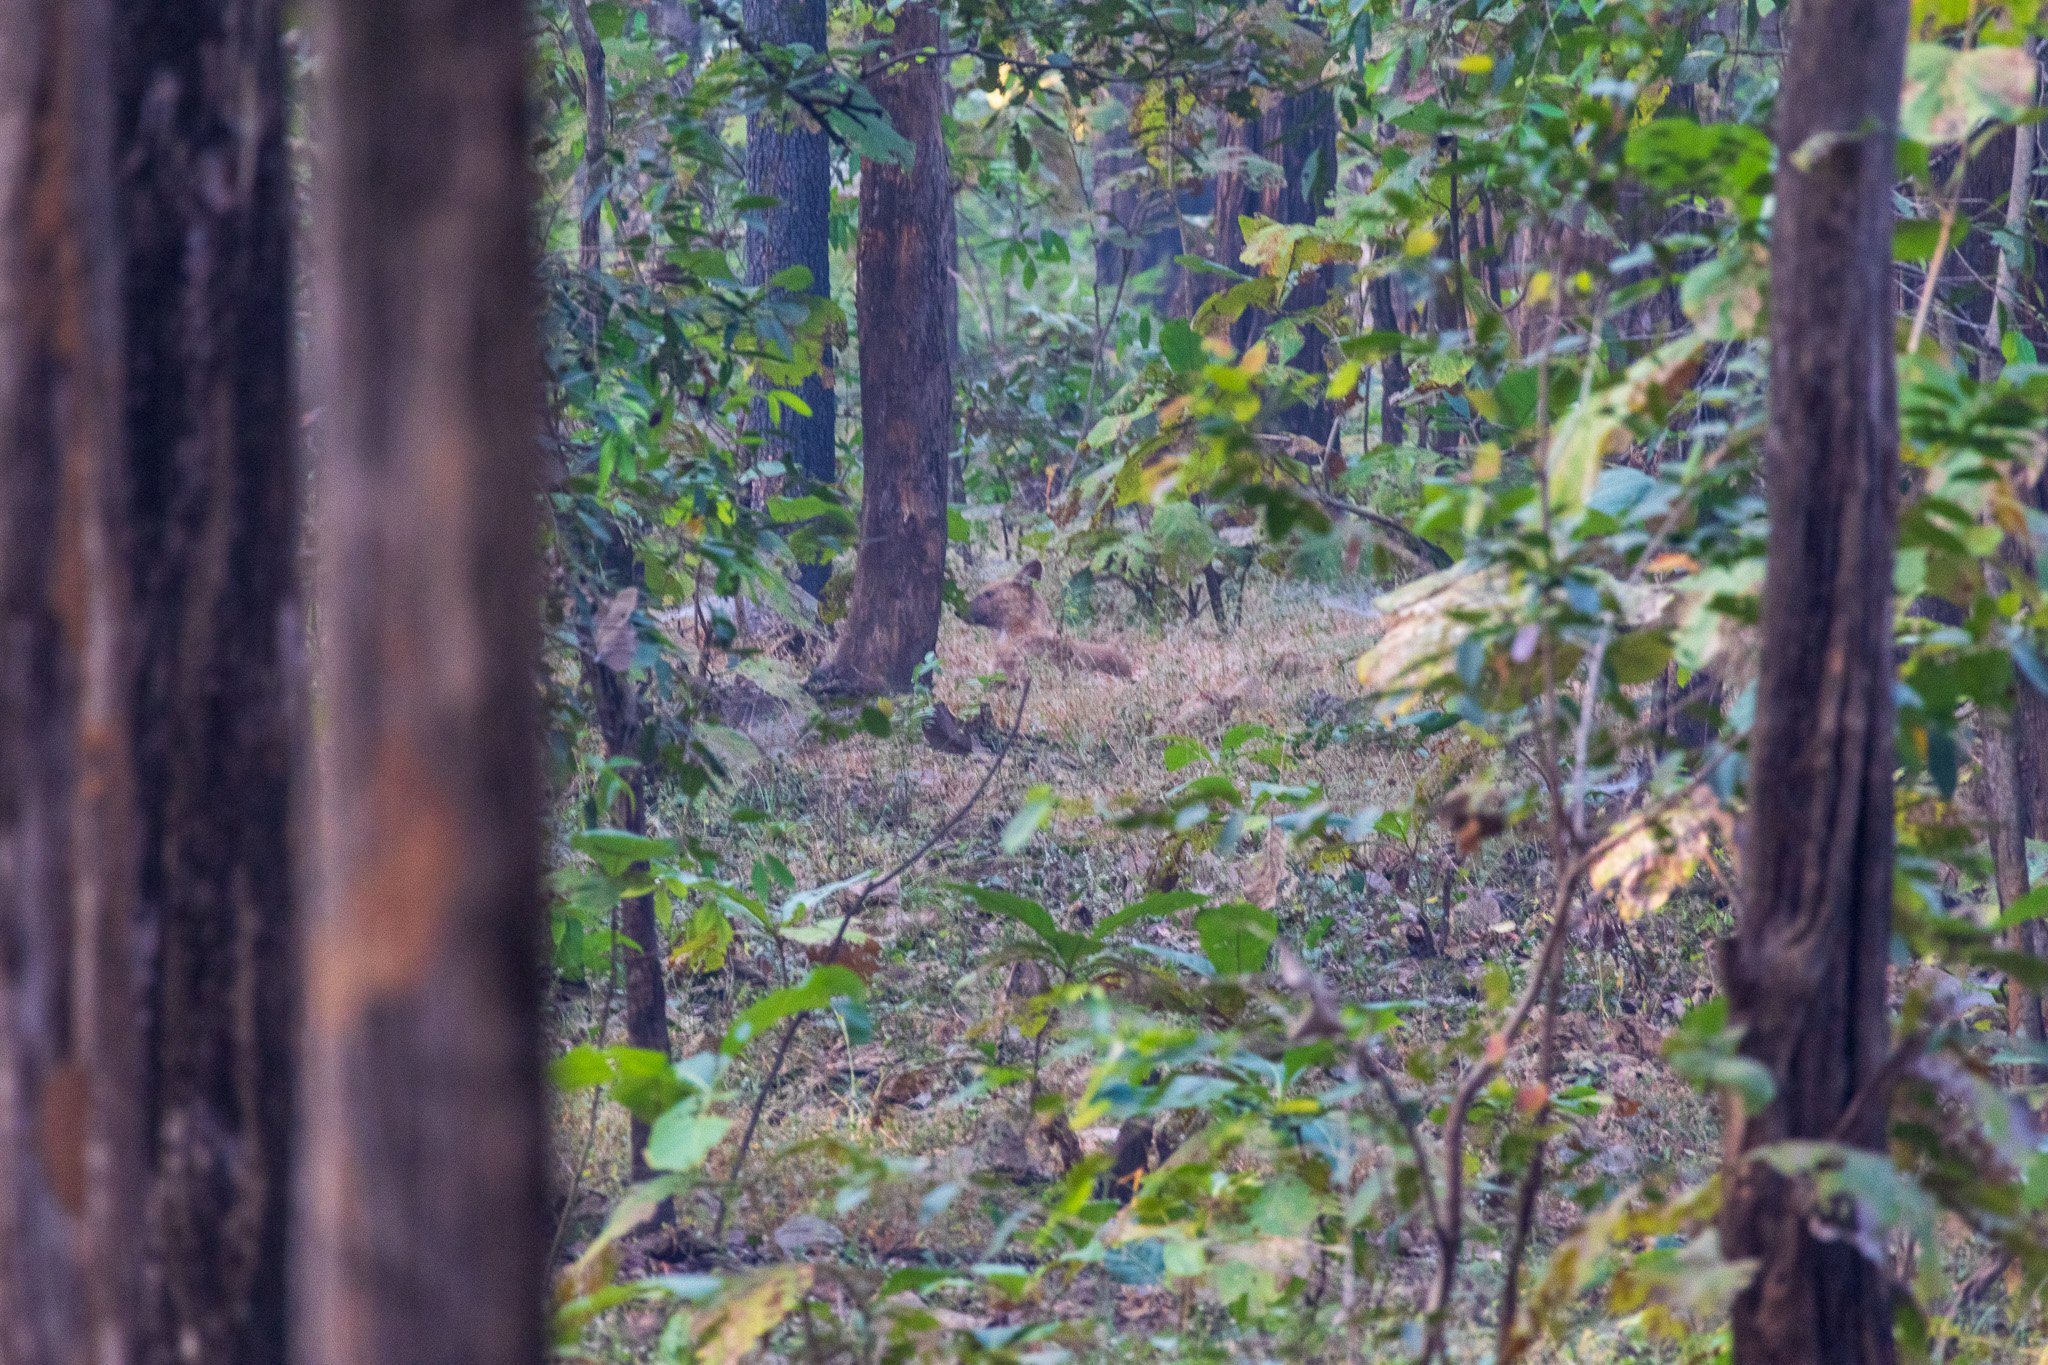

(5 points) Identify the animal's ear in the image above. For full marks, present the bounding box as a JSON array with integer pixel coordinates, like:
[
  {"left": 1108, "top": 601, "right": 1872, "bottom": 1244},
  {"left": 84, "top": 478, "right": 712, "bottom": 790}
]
[{"left": 1020, "top": 559, "right": 1043, "bottom": 582}]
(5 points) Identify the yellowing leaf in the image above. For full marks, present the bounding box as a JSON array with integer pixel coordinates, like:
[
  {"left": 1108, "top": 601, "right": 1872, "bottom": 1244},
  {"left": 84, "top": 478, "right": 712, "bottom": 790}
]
[
  {"left": 1404, "top": 225, "right": 1441, "bottom": 257},
  {"left": 692, "top": 1265, "right": 814, "bottom": 1365},
  {"left": 1589, "top": 789, "right": 1734, "bottom": 920},
  {"left": 1901, "top": 42, "right": 2037, "bottom": 145},
  {"left": 1352, "top": 563, "right": 1511, "bottom": 708},
  {"left": 1546, "top": 334, "right": 1705, "bottom": 514}
]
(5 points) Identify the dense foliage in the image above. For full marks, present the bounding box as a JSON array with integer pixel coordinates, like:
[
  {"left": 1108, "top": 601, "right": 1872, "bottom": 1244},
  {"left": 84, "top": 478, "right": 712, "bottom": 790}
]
[{"left": 534, "top": 0, "right": 2048, "bottom": 1360}]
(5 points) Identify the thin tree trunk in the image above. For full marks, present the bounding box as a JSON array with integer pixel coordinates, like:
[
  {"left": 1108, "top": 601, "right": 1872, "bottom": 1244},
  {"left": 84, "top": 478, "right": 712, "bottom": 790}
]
[
  {"left": 300, "top": 3, "right": 546, "bottom": 1364},
  {"left": 568, "top": 0, "right": 672, "bottom": 1183},
  {"left": 578, "top": 592, "right": 671, "bottom": 1186},
  {"left": 1978, "top": 47, "right": 2045, "bottom": 1060},
  {"left": 1718, "top": 0, "right": 1907, "bottom": 1358},
  {"left": 1370, "top": 276, "right": 1409, "bottom": 448},
  {"left": 568, "top": 0, "right": 607, "bottom": 285},
  {"left": 1985, "top": 724, "right": 2045, "bottom": 1053},
  {"left": 113, "top": 2, "right": 299, "bottom": 1360},
  {"left": 745, "top": 0, "right": 838, "bottom": 594},
  {"left": 0, "top": 4, "right": 142, "bottom": 1361},
  {"left": 815, "top": 0, "right": 955, "bottom": 695}
]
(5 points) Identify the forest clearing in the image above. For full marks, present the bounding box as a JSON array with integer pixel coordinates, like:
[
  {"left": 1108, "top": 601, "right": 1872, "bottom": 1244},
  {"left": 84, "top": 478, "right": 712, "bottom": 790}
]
[{"left": 12, "top": 0, "right": 2048, "bottom": 1361}]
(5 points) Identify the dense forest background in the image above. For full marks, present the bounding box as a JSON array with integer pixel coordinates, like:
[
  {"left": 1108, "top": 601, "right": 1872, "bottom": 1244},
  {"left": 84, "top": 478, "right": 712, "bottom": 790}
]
[{"left": 13, "top": 0, "right": 2048, "bottom": 1361}]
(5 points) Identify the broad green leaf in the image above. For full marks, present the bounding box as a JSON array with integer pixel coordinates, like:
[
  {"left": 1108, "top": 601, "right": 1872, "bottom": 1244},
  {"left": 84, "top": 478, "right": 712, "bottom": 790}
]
[
  {"left": 572, "top": 828, "right": 675, "bottom": 876},
  {"left": 1160, "top": 318, "right": 1204, "bottom": 373},
  {"left": 1093, "top": 889, "right": 1206, "bottom": 941},
  {"left": 1194, "top": 901, "right": 1277, "bottom": 975},
  {"left": 723, "top": 965, "right": 866, "bottom": 1054},
  {"left": 644, "top": 1110, "right": 732, "bottom": 1172},
  {"left": 950, "top": 882, "right": 1090, "bottom": 968},
  {"left": 551, "top": 1046, "right": 613, "bottom": 1091}
]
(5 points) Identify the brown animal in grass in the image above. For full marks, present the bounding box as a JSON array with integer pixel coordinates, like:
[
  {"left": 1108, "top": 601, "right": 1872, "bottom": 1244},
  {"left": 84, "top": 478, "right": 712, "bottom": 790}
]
[{"left": 964, "top": 561, "right": 1139, "bottom": 680}]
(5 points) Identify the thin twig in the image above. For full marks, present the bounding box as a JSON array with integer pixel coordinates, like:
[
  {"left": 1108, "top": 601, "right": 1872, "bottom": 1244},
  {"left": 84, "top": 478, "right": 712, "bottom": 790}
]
[
  {"left": 710, "top": 681, "right": 1033, "bottom": 1241},
  {"left": 1906, "top": 203, "right": 1957, "bottom": 357}
]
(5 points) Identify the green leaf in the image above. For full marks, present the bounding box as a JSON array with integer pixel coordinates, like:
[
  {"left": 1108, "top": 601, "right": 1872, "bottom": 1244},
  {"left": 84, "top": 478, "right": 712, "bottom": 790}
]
[
  {"left": 1995, "top": 882, "right": 2048, "bottom": 931},
  {"left": 588, "top": 0, "right": 626, "bottom": 38},
  {"left": 1901, "top": 43, "right": 2037, "bottom": 145},
  {"left": 1093, "top": 890, "right": 1206, "bottom": 941},
  {"left": 1001, "top": 785, "right": 1056, "bottom": 853},
  {"left": 1546, "top": 335, "right": 1705, "bottom": 514},
  {"left": 950, "top": 882, "right": 1090, "bottom": 969},
  {"left": 572, "top": 828, "right": 675, "bottom": 876},
  {"left": 1194, "top": 901, "right": 1277, "bottom": 975},
  {"left": 767, "top": 493, "right": 834, "bottom": 523},
  {"left": 723, "top": 965, "right": 866, "bottom": 1054},
  {"left": 644, "top": 1110, "right": 733, "bottom": 1172},
  {"left": 1160, "top": 319, "right": 1204, "bottom": 373},
  {"left": 551, "top": 1046, "right": 613, "bottom": 1091},
  {"left": 1608, "top": 629, "right": 1675, "bottom": 685}
]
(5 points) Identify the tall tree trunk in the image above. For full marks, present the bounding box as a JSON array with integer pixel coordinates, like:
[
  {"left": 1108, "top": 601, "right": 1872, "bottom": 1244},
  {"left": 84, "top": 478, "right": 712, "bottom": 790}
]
[
  {"left": 300, "top": 2, "right": 546, "bottom": 1364},
  {"left": 1976, "top": 51, "right": 2047, "bottom": 1059},
  {"left": 113, "top": 2, "right": 299, "bottom": 1360},
  {"left": 745, "top": 0, "right": 838, "bottom": 595},
  {"left": 578, "top": 570, "right": 670, "bottom": 1189},
  {"left": 815, "top": 0, "right": 955, "bottom": 695},
  {"left": 1718, "top": 0, "right": 1907, "bottom": 1358},
  {"left": 0, "top": 4, "right": 143, "bottom": 1361},
  {"left": 1253, "top": 85, "right": 1338, "bottom": 442},
  {"left": 568, "top": 0, "right": 672, "bottom": 1184}
]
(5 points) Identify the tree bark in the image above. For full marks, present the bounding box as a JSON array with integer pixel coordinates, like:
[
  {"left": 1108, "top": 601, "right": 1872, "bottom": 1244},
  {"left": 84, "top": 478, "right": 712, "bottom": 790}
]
[
  {"left": 1369, "top": 276, "right": 1410, "bottom": 448},
  {"left": 112, "top": 2, "right": 299, "bottom": 1360},
  {"left": 744, "top": 0, "right": 838, "bottom": 594},
  {"left": 1253, "top": 85, "right": 1338, "bottom": 441},
  {"left": 1718, "top": 0, "right": 1907, "bottom": 1358},
  {"left": 0, "top": 4, "right": 143, "bottom": 1361},
  {"left": 300, "top": 2, "right": 547, "bottom": 1364},
  {"left": 816, "top": 0, "right": 955, "bottom": 695}
]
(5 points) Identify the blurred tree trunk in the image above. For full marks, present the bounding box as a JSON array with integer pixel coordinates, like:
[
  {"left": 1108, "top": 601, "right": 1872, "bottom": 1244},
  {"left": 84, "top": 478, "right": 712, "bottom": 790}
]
[
  {"left": 745, "top": 0, "right": 838, "bottom": 595},
  {"left": 649, "top": 0, "right": 701, "bottom": 80},
  {"left": 816, "top": 0, "right": 955, "bottom": 695},
  {"left": 112, "top": 1, "right": 300, "bottom": 1359},
  {"left": 1369, "top": 277, "right": 1410, "bottom": 448},
  {"left": 1718, "top": 0, "right": 1907, "bottom": 1358},
  {"left": 1253, "top": 85, "right": 1337, "bottom": 442},
  {"left": 300, "top": 3, "right": 547, "bottom": 1365},
  {"left": 0, "top": 4, "right": 143, "bottom": 1361}
]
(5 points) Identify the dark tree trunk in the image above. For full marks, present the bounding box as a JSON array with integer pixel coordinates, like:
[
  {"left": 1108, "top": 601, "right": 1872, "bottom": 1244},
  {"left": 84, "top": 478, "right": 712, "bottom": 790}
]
[
  {"left": 578, "top": 578, "right": 670, "bottom": 1187},
  {"left": 1717, "top": 0, "right": 1907, "bottom": 1359},
  {"left": 300, "top": 2, "right": 547, "bottom": 1364},
  {"left": 112, "top": 2, "right": 299, "bottom": 1361},
  {"left": 567, "top": 0, "right": 672, "bottom": 1180},
  {"left": 744, "top": 0, "right": 838, "bottom": 594},
  {"left": 816, "top": 0, "right": 955, "bottom": 695},
  {"left": 1211, "top": 111, "right": 1256, "bottom": 347},
  {"left": 1370, "top": 276, "right": 1410, "bottom": 448},
  {"left": 0, "top": 4, "right": 143, "bottom": 1361},
  {"left": 1253, "top": 85, "right": 1338, "bottom": 441}
]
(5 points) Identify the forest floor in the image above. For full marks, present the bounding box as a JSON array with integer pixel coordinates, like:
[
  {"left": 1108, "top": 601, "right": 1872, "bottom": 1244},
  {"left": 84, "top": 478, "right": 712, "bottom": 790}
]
[{"left": 552, "top": 561, "right": 1733, "bottom": 1361}]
